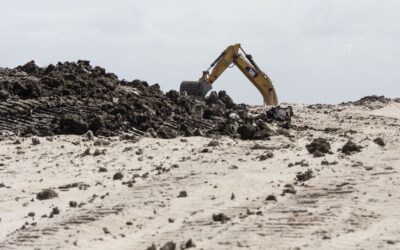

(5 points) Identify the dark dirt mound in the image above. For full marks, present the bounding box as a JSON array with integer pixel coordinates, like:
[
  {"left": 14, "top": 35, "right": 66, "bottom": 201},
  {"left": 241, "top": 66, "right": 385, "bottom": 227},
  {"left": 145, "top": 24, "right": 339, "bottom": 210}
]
[
  {"left": 306, "top": 138, "right": 331, "bottom": 157},
  {"left": 341, "top": 140, "right": 362, "bottom": 155},
  {"left": 341, "top": 95, "right": 394, "bottom": 106},
  {"left": 36, "top": 189, "right": 58, "bottom": 200},
  {"left": 0, "top": 60, "right": 290, "bottom": 139}
]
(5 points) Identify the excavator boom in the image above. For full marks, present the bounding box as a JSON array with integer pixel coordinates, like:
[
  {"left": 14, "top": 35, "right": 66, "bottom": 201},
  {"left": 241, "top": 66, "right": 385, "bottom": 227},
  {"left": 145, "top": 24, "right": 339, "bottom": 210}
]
[{"left": 180, "top": 44, "right": 278, "bottom": 105}]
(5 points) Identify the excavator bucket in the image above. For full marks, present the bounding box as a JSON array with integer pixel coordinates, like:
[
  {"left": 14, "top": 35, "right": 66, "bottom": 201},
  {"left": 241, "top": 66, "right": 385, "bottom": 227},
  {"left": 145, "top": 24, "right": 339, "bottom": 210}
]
[{"left": 180, "top": 80, "right": 212, "bottom": 97}]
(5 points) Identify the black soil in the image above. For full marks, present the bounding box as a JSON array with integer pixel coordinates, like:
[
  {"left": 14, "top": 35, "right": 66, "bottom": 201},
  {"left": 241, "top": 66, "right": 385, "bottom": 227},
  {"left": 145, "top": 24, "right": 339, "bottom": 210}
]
[
  {"left": 0, "top": 60, "right": 290, "bottom": 138},
  {"left": 306, "top": 138, "right": 331, "bottom": 157}
]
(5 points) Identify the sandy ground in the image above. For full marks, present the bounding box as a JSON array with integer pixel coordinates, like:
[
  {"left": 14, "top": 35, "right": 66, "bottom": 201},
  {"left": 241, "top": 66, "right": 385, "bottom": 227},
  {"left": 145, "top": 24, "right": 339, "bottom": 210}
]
[{"left": 0, "top": 102, "right": 399, "bottom": 250}]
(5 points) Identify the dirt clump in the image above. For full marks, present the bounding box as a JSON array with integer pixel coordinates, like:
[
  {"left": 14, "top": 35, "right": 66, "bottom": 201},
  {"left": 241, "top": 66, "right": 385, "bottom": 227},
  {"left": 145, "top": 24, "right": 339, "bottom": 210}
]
[
  {"left": 177, "top": 190, "right": 187, "bottom": 198},
  {"left": 341, "top": 140, "right": 362, "bottom": 155},
  {"left": 296, "top": 169, "right": 314, "bottom": 182},
  {"left": 113, "top": 172, "right": 123, "bottom": 180},
  {"left": 306, "top": 138, "right": 331, "bottom": 157},
  {"left": 373, "top": 137, "right": 385, "bottom": 147},
  {"left": 36, "top": 189, "right": 58, "bottom": 200},
  {"left": 160, "top": 241, "right": 176, "bottom": 250},
  {"left": 212, "top": 213, "right": 230, "bottom": 223}
]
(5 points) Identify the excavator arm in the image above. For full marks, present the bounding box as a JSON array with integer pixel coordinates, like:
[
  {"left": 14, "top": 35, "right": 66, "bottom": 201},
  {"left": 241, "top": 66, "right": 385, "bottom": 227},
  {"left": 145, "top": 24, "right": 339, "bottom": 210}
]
[{"left": 180, "top": 43, "right": 278, "bottom": 105}]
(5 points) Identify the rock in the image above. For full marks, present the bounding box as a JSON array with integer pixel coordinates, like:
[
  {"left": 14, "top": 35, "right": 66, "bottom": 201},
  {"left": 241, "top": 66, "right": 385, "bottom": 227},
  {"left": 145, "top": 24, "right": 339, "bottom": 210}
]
[
  {"left": 89, "top": 116, "right": 104, "bottom": 132},
  {"left": 312, "top": 150, "right": 325, "bottom": 158},
  {"left": 146, "top": 244, "right": 157, "bottom": 250},
  {"left": 183, "top": 239, "right": 196, "bottom": 249},
  {"left": 93, "top": 149, "right": 103, "bottom": 156},
  {"left": 160, "top": 241, "right": 176, "bottom": 250},
  {"left": 103, "top": 227, "right": 110, "bottom": 234},
  {"left": 13, "top": 139, "right": 22, "bottom": 145},
  {"left": 259, "top": 152, "right": 273, "bottom": 161},
  {"left": 69, "top": 201, "right": 77, "bottom": 208},
  {"left": 83, "top": 148, "right": 91, "bottom": 156},
  {"left": 341, "top": 140, "right": 362, "bottom": 155},
  {"left": 306, "top": 138, "right": 331, "bottom": 157},
  {"left": 36, "top": 189, "right": 58, "bottom": 200},
  {"left": 373, "top": 137, "right": 385, "bottom": 147},
  {"left": 31, "top": 137, "right": 41, "bottom": 145},
  {"left": 266, "top": 195, "right": 277, "bottom": 201},
  {"left": 52, "top": 207, "right": 60, "bottom": 215},
  {"left": 157, "top": 126, "right": 177, "bottom": 139},
  {"left": 177, "top": 190, "right": 187, "bottom": 198},
  {"left": 28, "top": 212, "right": 35, "bottom": 217},
  {"left": 296, "top": 169, "right": 314, "bottom": 182},
  {"left": 237, "top": 125, "right": 256, "bottom": 139},
  {"left": 207, "top": 140, "right": 220, "bottom": 147},
  {"left": 212, "top": 213, "right": 230, "bottom": 223},
  {"left": 113, "top": 172, "right": 123, "bottom": 180},
  {"left": 83, "top": 130, "right": 95, "bottom": 140},
  {"left": 94, "top": 139, "right": 111, "bottom": 146},
  {"left": 58, "top": 115, "right": 88, "bottom": 135},
  {"left": 98, "top": 167, "right": 108, "bottom": 172}
]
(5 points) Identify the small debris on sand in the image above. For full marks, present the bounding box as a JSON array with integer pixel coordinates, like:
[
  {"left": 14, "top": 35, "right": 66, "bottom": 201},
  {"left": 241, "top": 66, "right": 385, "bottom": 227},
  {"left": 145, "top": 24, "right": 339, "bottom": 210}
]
[
  {"left": 146, "top": 244, "right": 157, "bottom": 250},
  {"left": 160, "top": 241, "right": 176, "bottom": 250},
  {"left": 69, "top": 201, "right": 77, "bottom": 208},
  {"left": 373, "top": 137, "right": 385, "bottom": 147},
  {"left": 177, "top": 190, "right": 187, "bottom": 198},
  {"left": 113, "top": 172, "right": 123, "bottom": 180},
  {"left": 183, "top": 239, "right": 196, "bottom": 249},
  {"left": 259, "top": 152, "right": 274, "bottom": 161},
  {"left": 266, "top": 195, "right": 277, "bottom": 201},
  {"left": 341, "top": 140, "right": 362, "bottom": 155},
  {"left": 212, "top": 213, "right": 230, "bottom": 223},
  {"left": 103, "top": 227, "right": 111, "bottom": 234},
  {"left": 296, "top": 169, "right": 314, "bottom": 182},
  {"left": 306, "top": 138, "right": 331, "bottom": 157},
  {"left": 36, "top": 189, "right": 58, "bottom": 200},
  {"left": 31, "top": 137, "right": 41, "bottom": 145}
]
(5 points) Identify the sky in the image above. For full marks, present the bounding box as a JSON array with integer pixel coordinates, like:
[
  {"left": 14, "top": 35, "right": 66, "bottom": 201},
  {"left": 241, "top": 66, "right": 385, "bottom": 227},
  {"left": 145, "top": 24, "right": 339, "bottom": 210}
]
[{"left": 1, "top": 0, "right": 399, "bottom": 105}]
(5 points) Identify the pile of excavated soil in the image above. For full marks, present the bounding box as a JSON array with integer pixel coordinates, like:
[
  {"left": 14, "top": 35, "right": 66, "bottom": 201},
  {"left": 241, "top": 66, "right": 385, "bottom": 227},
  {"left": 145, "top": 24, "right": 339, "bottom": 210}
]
[{"left": 0, "top": 61, "right": 291, "bottom": 138}]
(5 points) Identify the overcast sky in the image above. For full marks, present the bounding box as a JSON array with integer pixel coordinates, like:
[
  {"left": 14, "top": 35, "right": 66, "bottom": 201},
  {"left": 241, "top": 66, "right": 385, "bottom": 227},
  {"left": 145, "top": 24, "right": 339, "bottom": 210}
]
[{"left": 1, "top": 0, "right": 399, "bottom": 104}]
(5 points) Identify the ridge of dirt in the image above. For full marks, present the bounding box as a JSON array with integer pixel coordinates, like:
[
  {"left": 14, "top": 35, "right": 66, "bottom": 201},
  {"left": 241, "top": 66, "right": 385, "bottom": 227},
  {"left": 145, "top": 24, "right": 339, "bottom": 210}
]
[{"left": 0, "top": 60, "right": 291, "bottom": 138}]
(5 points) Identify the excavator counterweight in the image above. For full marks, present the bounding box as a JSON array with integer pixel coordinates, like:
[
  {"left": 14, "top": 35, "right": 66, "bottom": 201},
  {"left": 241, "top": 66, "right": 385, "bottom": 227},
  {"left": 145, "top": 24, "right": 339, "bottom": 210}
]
[{"left": 179, "top": 44, "right": 278, "bottom": 106}]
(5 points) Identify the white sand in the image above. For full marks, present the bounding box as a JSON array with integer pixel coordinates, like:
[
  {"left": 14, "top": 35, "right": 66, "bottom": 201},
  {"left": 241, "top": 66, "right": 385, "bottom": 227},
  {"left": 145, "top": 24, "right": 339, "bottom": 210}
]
[
  {"left": 371, "top": 102, "right": 400, "bottom": 119},
  {"left": 0, "top": 103, "right": 399, "bottom": 249}
]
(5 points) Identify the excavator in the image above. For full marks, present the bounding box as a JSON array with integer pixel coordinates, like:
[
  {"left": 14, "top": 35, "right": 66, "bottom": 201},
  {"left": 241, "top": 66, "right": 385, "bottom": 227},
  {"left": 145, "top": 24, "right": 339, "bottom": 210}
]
[{"left": 180, "top": 43, "right": 278, "bottom": 105}]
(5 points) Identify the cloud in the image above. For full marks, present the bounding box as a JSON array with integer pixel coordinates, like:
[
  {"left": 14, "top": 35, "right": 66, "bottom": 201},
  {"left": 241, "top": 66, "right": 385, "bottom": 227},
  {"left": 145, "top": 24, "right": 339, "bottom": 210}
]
[{"left": 0, "top": 0, "right": 399, "bottom": 104}]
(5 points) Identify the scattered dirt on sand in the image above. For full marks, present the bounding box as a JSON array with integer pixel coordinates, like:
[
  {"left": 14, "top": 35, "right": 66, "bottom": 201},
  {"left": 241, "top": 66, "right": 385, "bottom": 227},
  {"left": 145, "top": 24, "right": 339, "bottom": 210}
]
[{"left": 1, "top": 61, "right": 399, "bottom": 249}]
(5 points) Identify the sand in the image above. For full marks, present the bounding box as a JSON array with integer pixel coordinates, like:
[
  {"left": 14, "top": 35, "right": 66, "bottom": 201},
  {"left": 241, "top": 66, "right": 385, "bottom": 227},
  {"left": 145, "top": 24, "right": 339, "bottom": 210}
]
[{"left": 0, "top": 102, "right": 399, "bottom": 249}]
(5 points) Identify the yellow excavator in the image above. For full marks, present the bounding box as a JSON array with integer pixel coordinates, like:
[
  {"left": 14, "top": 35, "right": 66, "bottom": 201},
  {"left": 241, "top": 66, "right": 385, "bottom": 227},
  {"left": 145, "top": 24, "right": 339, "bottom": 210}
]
[{"left": 180, "top": 43, "right": 278, "bottom": 105}]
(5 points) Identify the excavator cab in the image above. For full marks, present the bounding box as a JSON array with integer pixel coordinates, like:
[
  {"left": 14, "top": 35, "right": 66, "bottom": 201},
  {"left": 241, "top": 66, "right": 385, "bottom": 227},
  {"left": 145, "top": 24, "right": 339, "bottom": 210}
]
[{"left": 179, "top": 44, "right": 278, "bottom": 106}]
